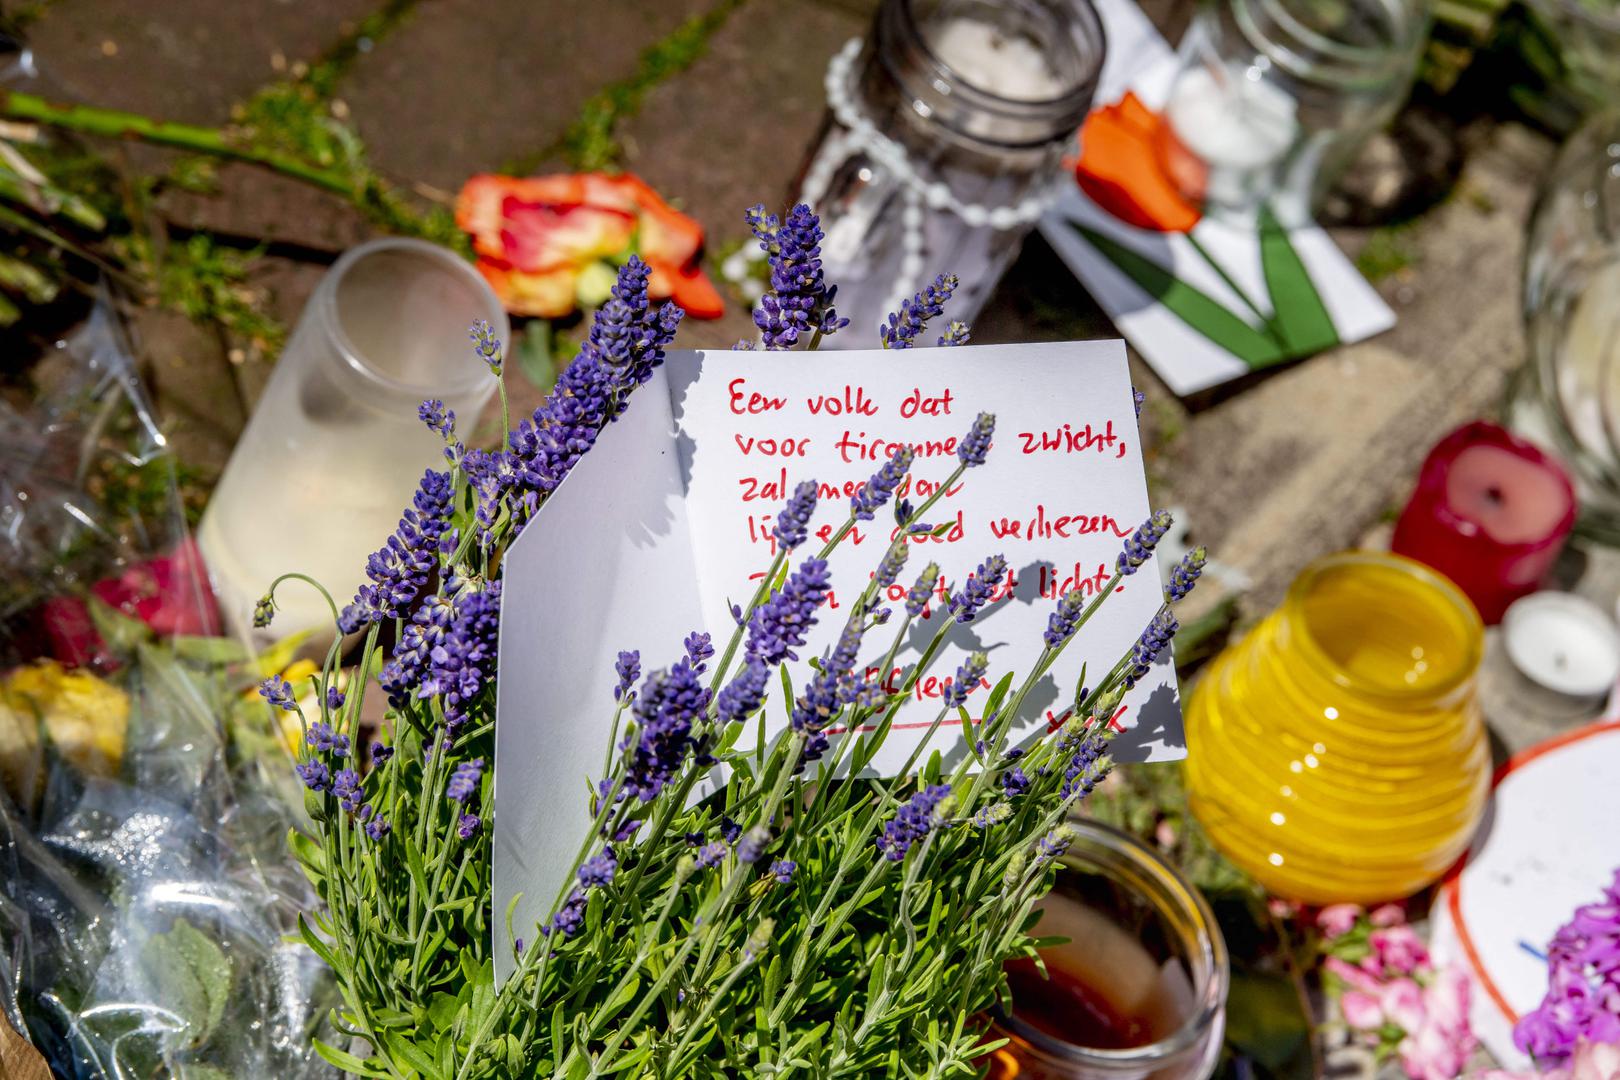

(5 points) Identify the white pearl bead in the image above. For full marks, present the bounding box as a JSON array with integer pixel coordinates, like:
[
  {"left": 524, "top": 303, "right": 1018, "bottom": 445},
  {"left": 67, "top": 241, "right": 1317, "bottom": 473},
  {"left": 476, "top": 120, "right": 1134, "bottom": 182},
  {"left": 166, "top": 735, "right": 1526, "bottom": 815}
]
[
  {"left": 960, "top": 204, "right": 989, "bottom": 227},
  {"left": 988, "top": 206, "right": 1017, "bottom": 230}
]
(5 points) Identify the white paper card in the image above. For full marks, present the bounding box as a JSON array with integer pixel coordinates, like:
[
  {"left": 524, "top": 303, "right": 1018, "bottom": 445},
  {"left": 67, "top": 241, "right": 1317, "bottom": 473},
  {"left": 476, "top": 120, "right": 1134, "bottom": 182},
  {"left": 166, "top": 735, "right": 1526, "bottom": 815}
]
[
  {"left": 494, "top": 341, "right": 1181, "bottom": 976},
  {"left": 1038, "top": 0, "right": 1396, "bottom": 397}
]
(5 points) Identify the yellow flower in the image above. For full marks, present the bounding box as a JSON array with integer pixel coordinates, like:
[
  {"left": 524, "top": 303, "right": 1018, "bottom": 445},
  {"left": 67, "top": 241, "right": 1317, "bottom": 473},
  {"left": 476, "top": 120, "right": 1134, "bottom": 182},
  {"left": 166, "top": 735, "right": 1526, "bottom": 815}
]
[{"left": 0, "top": 661, "right": 129, "bottom": 809}]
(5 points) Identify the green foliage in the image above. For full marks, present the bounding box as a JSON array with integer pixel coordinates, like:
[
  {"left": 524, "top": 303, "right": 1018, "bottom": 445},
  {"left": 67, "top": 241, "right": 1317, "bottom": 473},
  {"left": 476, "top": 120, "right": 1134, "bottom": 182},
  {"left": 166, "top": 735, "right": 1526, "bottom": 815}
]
[
  {"left": 138, "top": 918, "right": 234, "bottom": 1048},
  {"left": 1354, "top": 222, "right": 1421, "bottom": 283}
]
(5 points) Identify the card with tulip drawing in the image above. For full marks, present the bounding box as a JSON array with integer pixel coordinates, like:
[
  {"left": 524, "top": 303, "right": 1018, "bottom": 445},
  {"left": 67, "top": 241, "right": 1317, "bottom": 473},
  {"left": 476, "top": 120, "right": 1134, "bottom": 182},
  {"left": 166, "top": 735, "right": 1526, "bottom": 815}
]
[{"left": 1038, "top": 0, "right": 1395, "bottom": 397}]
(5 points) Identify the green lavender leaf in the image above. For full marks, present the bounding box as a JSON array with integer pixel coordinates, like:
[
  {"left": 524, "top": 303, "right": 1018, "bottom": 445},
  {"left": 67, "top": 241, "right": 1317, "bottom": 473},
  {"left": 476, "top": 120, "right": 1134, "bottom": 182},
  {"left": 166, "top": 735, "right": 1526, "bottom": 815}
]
[
  {"left": 1258, "top": 204, "right": 1339, "bottom": 356},
  {"left": 138, "top": 918, "right": 231, "bottom": 1048},
  {"left": 1067, "top": 221, "right": 1286, "bottom": 368}
]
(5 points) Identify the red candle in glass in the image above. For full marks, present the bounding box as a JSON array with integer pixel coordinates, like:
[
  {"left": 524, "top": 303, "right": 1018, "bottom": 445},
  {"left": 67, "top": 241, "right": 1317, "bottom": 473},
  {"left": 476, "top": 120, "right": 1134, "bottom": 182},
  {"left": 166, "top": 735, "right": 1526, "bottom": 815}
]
[{"left": 1392, "top": 421, "right": 1576, "bottom": 624}]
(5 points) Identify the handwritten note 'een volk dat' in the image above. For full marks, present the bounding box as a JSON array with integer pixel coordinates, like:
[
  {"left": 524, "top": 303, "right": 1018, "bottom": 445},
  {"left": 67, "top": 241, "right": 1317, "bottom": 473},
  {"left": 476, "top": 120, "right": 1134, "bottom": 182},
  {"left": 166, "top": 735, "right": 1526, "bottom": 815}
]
[{"left": 493, "top": 340, "right": 1181, "bottom": 975}]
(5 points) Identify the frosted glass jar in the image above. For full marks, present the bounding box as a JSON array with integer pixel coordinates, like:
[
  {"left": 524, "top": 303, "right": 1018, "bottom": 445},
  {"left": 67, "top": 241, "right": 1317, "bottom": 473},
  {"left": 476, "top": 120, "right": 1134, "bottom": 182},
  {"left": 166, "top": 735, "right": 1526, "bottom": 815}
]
[{"left": 198, "top": 238, "right": 505, "bottom": 640}]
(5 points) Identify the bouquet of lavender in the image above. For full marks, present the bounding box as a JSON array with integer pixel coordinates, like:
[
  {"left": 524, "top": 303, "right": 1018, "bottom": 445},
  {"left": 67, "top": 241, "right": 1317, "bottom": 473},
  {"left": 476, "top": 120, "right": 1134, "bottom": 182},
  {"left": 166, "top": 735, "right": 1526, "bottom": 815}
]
[{"left": 260, "top": 204, "right": 1205, "bottom": 1079}]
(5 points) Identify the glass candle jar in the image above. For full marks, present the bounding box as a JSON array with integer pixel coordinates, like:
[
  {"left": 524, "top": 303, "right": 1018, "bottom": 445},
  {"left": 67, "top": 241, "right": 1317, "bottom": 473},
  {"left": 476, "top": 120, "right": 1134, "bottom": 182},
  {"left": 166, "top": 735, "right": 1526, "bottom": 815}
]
[
  {"left": 1391, "top": 421, "right": 1575, "bottom": 624},
  {"left": 1510, "top": 110, "right": 1620, "bottom": 546},
  {"left": 983, "top": 819, "right": 1228, "bottom": 1080},
  {"left": 1156, "top": 0, "right": 1429, "bottom": 224},
  {"left": 793, "top": 0, "right": 1106, "bottom": 344},
  {"left": 1183, "top": 552, "right": 1490, "bottom": 904},
  {"left": 198, "top": 238, "right": 505, "bottom": 640}
]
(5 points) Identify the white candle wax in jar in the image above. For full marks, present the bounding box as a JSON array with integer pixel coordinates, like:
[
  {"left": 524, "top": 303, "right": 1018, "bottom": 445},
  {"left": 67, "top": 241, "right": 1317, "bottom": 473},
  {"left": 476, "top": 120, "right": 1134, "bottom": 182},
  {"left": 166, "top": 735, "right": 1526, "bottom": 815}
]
[
  {"left": 1165, "top": 64, "right": 1299, "bottom": 211},
  {"left": 925, "top": 17, "right": 1066, "bottom": 101},
  {"left": 1501, "top": 592, "right": 1620, "bottom": 698}
]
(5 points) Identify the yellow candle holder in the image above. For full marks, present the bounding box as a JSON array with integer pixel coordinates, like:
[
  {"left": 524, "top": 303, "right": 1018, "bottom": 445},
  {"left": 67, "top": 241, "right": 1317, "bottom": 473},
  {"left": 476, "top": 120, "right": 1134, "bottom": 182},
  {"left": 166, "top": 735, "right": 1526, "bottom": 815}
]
[{"left": 1183, "top": 551, "right": 1490, "bottom": 904}]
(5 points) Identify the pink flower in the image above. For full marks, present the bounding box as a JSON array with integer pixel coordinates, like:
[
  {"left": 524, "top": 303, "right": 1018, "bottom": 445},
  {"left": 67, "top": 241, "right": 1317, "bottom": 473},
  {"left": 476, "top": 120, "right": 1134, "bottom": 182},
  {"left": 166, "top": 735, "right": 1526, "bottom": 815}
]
[
  {"left": 1327, "top": 955, "right": 1384, "bottom": 996},
  {"left": 1318, "top": 903, "right": 1364, "bottom": 938},
  {"left": 1374, "top": 925, "right": 1433, "bottom": 977},
  {"left": 1342, "top": 990, "right": 1385, "bottom": 1031},
  {"left": 1384, "top": 978, "right": 1428, "bottom": 1032},
  {"left": 1571, "top": 1040, "right": 1620, "bottom": 1080},
  {"left": 1372, "top": 903, "right": 1408, "bottom": 928},
  {"left": 1398, "top": 967, "right": 1475, "bottom": 1080}
]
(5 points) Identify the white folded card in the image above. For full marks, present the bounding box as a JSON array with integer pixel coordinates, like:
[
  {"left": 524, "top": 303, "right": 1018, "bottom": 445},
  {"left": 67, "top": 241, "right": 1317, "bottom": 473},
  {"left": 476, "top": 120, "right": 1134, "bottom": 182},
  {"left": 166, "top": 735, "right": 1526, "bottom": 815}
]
[{"left": 492, "top": 340, "right": 1181, "bottom": 975}]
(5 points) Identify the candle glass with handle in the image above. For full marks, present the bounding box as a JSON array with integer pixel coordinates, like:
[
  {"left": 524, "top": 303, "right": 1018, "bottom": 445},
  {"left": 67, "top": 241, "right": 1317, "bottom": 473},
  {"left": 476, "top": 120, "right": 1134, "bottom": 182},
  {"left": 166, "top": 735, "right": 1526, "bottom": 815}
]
[
  {"left": 792, "top": 0, "right": 1105, "bottom": 345},
  {"left": 982, "top": 819, "right": 1229, "bottom": 1080},
  {"left": 1157, "top": 0, "right": 1428, "bottom": 224},
  {"left": 198, "top": 238, "right": 506, "bottom": 641},
  {"left": 1183, "top": 551, "right": 1490, "bottom": 905}
]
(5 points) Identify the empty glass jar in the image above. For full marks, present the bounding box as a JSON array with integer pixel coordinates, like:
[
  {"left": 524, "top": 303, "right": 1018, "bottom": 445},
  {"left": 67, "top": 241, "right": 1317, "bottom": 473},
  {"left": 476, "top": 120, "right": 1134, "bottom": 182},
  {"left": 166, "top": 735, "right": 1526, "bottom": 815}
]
[
  {"left": 1157, "top": 0, "right": 1429, "bottom": 223},
  {"left": 793, "top": 0, "right": 1106, "bottom": 344},
  {"left": 1510, "top": 110, "right": 1620, "bottom": 545}
]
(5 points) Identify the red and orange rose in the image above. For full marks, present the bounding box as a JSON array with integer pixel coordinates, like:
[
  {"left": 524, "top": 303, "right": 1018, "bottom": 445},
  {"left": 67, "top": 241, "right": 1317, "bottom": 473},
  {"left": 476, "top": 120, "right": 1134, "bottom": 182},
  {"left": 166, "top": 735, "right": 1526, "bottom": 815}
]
[{"left": 456, "top": 172, "right": 723, "bottom": 320}]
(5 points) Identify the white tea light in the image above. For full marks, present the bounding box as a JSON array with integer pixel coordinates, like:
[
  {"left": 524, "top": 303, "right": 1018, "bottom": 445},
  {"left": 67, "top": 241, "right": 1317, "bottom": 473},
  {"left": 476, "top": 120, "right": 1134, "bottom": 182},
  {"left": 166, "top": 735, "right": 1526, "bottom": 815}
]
[
  {"left": 1501, "top": 592, "right": 1620, "bottom": 698},
  {"left": 926, "top": 18, "right": 1066, "bottom": 101},
  {"left": 1165, "top": 64, "right": 1299, "bottom": 210}
]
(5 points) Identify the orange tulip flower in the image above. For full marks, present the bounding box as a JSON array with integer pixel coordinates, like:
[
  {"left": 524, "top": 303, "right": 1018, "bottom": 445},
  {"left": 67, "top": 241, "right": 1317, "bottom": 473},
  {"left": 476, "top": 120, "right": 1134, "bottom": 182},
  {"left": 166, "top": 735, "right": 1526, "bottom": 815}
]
[
  {"left": 456, "top": 172, "right": 724, "bottom": 320},
  {"left": 1073, "top": 92, "right": 1205, "bottom": 234}
]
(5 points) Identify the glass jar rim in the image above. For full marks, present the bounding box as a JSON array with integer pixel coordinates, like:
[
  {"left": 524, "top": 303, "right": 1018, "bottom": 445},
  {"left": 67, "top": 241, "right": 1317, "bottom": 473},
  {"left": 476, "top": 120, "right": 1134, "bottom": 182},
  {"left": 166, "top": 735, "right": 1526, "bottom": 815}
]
[
  {"left": 996, "top": 817, "right": 1230, "bottom": 1067},
  {"left": 1233, "top": 0, "right": 1426, "bottom": 89},
  {"left": 1281, "top": 551, "right": 1485, "bottom": 705},
  {"left": 882, "top": 0, "right": 1106, "bottom": 146},
  {"left": 314, "top": 236, "right": 507, "bottom": 401}
]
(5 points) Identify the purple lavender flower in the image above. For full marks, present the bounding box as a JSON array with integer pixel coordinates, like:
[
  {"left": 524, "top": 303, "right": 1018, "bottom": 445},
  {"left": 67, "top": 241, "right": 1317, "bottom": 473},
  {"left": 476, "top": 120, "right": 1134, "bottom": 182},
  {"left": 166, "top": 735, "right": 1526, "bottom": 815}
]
[
  {"left": 1044, "top": 588, "right": 1089, "bottom": 648},
  {"left": 305, "top": 722, "right": 350, "bottom": 757},
  {"left": 378, "top": 593, "right": 456, "bottom": 709},
  {"left": 365, "top": 814, "right": 391, "bottom": 841},
  {"left": 973, "top": 802, "right": 1011, "bottom": 829},
  {"left": 458, "top": 813, "right": 481, "bottom": 839},
  {"left": 772, "top": 479, "right": 819, "bottom": 552},
  {"left": 621, "top": 658, "right": 711, "bottom": 802},
  {"left": 957, "top": 412, "right": 995, "bottom": 468},
  {"left": 720, "top": 817, "right": 742, "bottom": 844},
  {"left": 508, "top": 258, "right": 682, "bottom": 496},
  {"left": 874, "top": 540, "right": 909, "bottom": 591},
  {"left": 447, "top": 758, "right": 485, "bottom": 804},
  {"left": 744, "top": 558, "right": 832, "bottom": 665},
  {"left": 259, "top": 676, "right": 297, "bottom": 712},
  {"left": 879, "top": 274, "right": 958, "bottom": 349},
  {"left": 851, "top": 446, "right": 914, "bottom": 522},
  {"left": 791, "top": 668, "right": 842, "bottom": 765},
  {"left": 1058, "top": 729, "right": 1108, "bottom": 801},
  {"left": 770, "top": 859, "right": 797, "bottom": 885},
  {"left": 1118, "top": 509, "right": 1173, "bottom": 576},
  {"left": 1000, "top": 766, "right": 1030, "bottom": 797},
  {"left": 419, "top": 399, "right": 455, "bottom": 440},
  {"left": 613, "top": 819, "right": 643, "bottom": 842},
  {"left": 683, "top": 631, "right": 714, "bottom": 672},
  {"left": 938, "top": 320, "right": 971, "bottom": 348},
  {"left": 462, "top": 447, "right": 518, "bottom": 552},
  {"left": 295, "top": 759, "right": 330, "bottom": 792},
  {"left": 370, "top": 742, "right": 393, "bottom": 768},
  {"left": 345, "top": 469, "right": 454, "bottom": 627},
  {"left": 1166, "top": 547, "right": 1207, "bottom": 604},
  {"left": 252, "top": 595, "right": 275, "bottom": 629},
  {"left": 419, "top": 581, "right": 502, "bottom": 731},
  {"left": 545, "top": 889, "right": 587, "bottom": 938},
  {"left": 944, "top": 652, "right": 989, "bottom": 709},
  {"left": 695, "top": 841, "right": 728, "bottom": 870},
  {"left": 614, "top": 650, "right": 641, "bottom": 703},
  {"left": 738, "top": 826, "right": 769, "bottom": 864},
  {"left": 1034, "top": 826, "right": 1075, "bottom": 870},
  {"left": 469, "top": 319, "right": 503, "bottom": 375},
  {"left": 747, "top": 203, "right": 848, "bottom": 348},
  {"left": 1132, "top": 387, "right": 1145, "bottom": 419},
  {"left": 325, "top": 686, "right": 346, "bottom": 711},
  {"left": 577, "top": 845, "right": 617, "bottom": 888},
  {"left": 1123, "top": 608, "right": 1178, "bottom": 690},
  {"left": 716, "top": 660, "right": 769, "bottom": 725},
  {"left": 876, "top": 784, "right": 952, "bottom": 861},
  {"left": 332, "top": 768, "right": 363, "bottom": 813},
  {"left": 947, "top": 555, "right": 1007, "bottom": 624},
  {"left": 905, "top": 564, "right": 940, "bottom": 618}
]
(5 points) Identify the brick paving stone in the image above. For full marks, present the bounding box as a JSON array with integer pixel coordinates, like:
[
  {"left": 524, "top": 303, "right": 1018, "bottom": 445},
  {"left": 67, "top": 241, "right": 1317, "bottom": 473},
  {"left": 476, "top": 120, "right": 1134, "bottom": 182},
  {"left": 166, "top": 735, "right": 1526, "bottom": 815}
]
[
  {"left": 619, "top": 0, "right": 870, "bottom": 350},
  {"left": 27, "top": 0, "right": 378, "bottom": 125},
  {"left": 337, "top": 0, "right": 713, "bottom": 194}
]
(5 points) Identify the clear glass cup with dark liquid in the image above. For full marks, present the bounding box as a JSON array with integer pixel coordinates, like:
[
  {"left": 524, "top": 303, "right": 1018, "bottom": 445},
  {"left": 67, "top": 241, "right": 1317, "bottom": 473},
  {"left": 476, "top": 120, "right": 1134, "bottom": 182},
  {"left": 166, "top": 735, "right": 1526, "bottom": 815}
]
[{"left": 983, "top": 819, "right": 1229, "bottom": 1080}]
